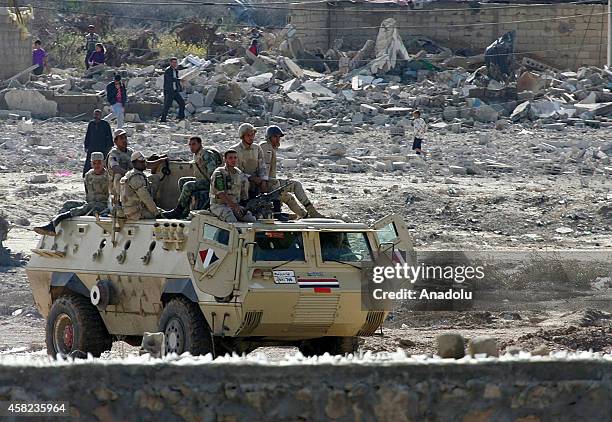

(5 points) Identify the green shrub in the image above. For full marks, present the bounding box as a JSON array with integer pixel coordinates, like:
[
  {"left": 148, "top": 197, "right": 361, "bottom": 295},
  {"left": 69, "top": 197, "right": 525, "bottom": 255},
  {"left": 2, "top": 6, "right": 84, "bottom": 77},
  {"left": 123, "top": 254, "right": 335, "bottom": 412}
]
[{"left": 157, "top": 33, "right": 206, "bottom": 58}]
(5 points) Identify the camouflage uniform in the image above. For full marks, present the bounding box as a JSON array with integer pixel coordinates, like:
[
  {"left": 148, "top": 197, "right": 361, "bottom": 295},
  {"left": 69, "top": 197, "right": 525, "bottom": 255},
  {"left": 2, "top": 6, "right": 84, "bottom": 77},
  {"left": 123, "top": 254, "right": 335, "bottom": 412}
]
[
  {"left": 175, "top": 147, "right": 219, "bottom": 210},
  {"left": 260, "top": 140, "right": 321, "bottom": 218},
  {"left": 210, "top": 165, "right": 254, "bottom": 223},
  {"left": 68, "top": 169, "right": 109, "bottom": 217},
  {"left": 120, "top": 168, "right": 159, "bottom": 220},
  {"left": 231, "top": 141, "right": 268, "bottom": 196},
  {"left": 106, "top": 146, "right": 134, "bottom": 202}
]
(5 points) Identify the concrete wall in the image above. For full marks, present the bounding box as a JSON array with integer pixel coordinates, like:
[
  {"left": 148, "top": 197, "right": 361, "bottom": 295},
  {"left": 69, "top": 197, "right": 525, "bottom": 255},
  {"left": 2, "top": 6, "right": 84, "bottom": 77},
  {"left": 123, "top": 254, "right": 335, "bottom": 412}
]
[
  {"left": 289, "top": 2, "right": 609, "bottom": 70},
  {"left": 0, "top": 360, "right": 610, "bottom": 420},
  {"left": 0, "top": 8, "right": 32, "bottom": 80}
]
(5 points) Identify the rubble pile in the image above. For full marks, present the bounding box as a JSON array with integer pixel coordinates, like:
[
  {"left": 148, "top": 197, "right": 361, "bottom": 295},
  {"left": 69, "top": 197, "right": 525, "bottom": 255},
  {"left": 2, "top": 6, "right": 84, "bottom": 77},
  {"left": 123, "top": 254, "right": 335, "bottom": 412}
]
[{"left": 0, "top": 20, "right": 611, "bottom": 179}]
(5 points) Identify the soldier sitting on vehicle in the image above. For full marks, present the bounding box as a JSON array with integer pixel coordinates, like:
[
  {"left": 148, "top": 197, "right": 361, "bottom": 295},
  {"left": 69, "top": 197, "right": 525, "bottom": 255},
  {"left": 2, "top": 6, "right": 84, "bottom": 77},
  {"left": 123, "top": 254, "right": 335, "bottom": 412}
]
[
  {"left": 162, "top": 136, "right": 222, "bottom": 219},
  {"left": 120, "top": 151, "right": 163, "bottom": 220},
  {"left": 34, "top": 152, "right": 110, "bottom": 236},
  {"left": 232, "top": 123, "right": 268, "bottom": 198},
  {"left": 260, "top": 125, "right": 324, "bottom": 219},
  {"left": 209, "top": 149, "right": 256, "bottom": 223},
  {"left": 107, "top": 129, "right": 167, "bottom": 206}
]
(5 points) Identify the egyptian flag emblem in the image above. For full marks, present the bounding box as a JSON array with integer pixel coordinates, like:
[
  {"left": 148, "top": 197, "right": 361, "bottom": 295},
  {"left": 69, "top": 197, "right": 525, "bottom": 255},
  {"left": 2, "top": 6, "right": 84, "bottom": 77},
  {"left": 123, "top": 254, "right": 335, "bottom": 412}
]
[
  {"left": 297, "top": 278, "right": 339, "bottom": 293},
  {"left": 199, "top": 249, "right": 219, "bottom": 268}
]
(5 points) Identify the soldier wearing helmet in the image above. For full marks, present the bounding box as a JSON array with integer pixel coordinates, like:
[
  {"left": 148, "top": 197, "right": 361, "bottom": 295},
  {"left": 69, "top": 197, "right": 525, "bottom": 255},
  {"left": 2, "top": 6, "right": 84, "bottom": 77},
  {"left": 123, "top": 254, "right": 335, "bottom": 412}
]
[{"left": 260, "top": 126, "right": 324, "bottom": 219}]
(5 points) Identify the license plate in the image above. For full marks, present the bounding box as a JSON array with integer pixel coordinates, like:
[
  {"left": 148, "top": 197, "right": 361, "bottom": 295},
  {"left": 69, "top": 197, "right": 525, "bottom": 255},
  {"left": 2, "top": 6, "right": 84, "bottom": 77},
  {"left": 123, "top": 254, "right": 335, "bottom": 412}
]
[{"left": 273, "top": 270, "right": 296, "bottom": 284}]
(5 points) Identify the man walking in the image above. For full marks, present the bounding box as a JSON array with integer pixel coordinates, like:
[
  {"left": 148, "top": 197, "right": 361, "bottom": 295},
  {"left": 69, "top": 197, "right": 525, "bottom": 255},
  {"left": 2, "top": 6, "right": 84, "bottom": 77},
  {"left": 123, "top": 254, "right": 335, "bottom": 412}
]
[
  {"left": 160, "top": 57, "right": 185, "bottom": 122},
  {"left": 162, "top": 136, "right": 221, "bottom": 219},
  {"left": 260, "top": 125, "right": 324, "bottom": 218},
  {"left": 35, "top": 152, "right": 109, "bottom": 236},
  {"left": 84, "top": 24, "right": 100, "bottom": 70},
  {"left": 412, "top": 110, "right": 427, "bottom": 156},
  {"left": 105, "top": 74, "right": 127, "bottom": 128},
  {"left": 83, "top": 109, "right": 113, "bottom": 177}
]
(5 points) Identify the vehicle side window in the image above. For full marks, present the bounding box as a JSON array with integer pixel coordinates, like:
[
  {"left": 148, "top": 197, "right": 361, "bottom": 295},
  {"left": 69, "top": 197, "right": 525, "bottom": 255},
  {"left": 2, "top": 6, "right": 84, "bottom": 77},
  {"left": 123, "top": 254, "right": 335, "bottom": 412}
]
[
  {"left": 203, "top": 224, "right": 230, "bottom": 246},
  {"left": 376, "top": 222, "right": 398, "bottom": 244},
  {"left": 320, "top": 232, "right": 372, "bottom": 262},
  {"left": 253, "top": 231, "right": 305, "bottom": 262}
]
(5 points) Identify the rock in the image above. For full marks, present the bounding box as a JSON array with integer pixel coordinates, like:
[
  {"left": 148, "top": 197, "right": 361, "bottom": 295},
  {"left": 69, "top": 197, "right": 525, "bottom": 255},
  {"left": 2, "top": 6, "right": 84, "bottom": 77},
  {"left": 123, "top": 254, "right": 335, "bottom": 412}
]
[
  {"left": 139, "top": 332, "right": 165, "bottom": 358},
  {"left": 5, "top": 90, "right": 57, "bottom": 118},
  {"left": 28, "top": 174, "right": 48, "bottom": 184},
  {"left": 14, "top": 217, "right": 29, "bottom": 226},
  {"left": 511, "top": 101, "right": 531, "bottom": 122},
  {"left": 287, "top": 92, "right": 315, "bottom": 106},
  {"left": 302, "top": 80, "right": 334, "bottom": 97},
  {"left": 472, "top": 104, "right": 498, "bottom": 123},
  {"left": 360, "top": 104, "right": 378, "bottom": 115},
  {"left": 531, "top": 345, "right": 550, "bottom": 356},
  {"left": 328, "top": 143, "right": 347, "bottom": 157},
  {"left": 436, "top": 333, "right": 465, "bottom": 358},
  {"left": 215, "top": 82, "right": 243, "bottom": 107},
  {"left": 555, "top": 227, "right": 573, "bottom": 234},
  {"left": 188, "top": 91, "right": 204, "bottom": 108},
  {"left": 246, "top": 72, "right": 274, "bottom": 89},
  {"left": 204, "top": 87, "right": 218, "bottom": 107},
  {"left": 313, "top": 123, "right": 334, "bottom": 132},
  {"left": 127, "top": 77, "right": 146, "bottom": 92},
  {"left": 282, "top": 159, "right": 298, "bottom": 169},
  {"left": 495, "top": 119, "right": 509, "bottom": 130},
  {"left": 467, "top": 336, "right": 499, "bottom": 357},
  {"left": 449, "top": 166, "right": 467, "bottom": 175},
  {"left": 372, "top": 114, "right": 390, "bottom": 125},
  {"left": 443, "top": 106, "right": 459, "bottom": 121}
]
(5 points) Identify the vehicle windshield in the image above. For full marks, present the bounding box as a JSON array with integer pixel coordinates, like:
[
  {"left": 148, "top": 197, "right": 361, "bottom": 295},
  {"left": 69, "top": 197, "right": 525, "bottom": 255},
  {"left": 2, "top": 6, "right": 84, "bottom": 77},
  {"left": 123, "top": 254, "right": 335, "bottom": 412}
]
[
  {"left": 320, "top": 232, "right": 373, "bottom": 263},
  {"left": 253, "top": 231, "right": 305, "bottom": 262}
]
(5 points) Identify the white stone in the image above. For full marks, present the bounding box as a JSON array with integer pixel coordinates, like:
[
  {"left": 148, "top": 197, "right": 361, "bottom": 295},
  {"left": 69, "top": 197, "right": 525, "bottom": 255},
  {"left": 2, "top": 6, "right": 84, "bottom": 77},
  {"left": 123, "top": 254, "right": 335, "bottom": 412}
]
[{"left": 5, "top": 90, "right": 57, "bottom": 118}]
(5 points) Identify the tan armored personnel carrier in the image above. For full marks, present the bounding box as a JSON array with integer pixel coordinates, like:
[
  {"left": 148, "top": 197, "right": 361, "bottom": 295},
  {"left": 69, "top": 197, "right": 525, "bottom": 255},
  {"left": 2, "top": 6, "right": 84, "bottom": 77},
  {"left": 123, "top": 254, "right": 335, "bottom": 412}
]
[{"left": 26, "top": 161, "right": 413, "bottom": 357}]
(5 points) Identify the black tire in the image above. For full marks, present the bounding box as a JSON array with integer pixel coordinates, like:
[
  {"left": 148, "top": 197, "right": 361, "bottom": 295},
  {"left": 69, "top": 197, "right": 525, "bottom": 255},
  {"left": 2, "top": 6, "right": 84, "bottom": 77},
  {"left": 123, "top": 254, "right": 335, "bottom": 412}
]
[
  {"left": 159, "top": 297, "right": 214, "bottom": 356},
  {"left": 299, "top": 336, "right": 359, "bottom": 357},
  {"left": 46, "top": 294, "right": 113, "bottom": 358}
]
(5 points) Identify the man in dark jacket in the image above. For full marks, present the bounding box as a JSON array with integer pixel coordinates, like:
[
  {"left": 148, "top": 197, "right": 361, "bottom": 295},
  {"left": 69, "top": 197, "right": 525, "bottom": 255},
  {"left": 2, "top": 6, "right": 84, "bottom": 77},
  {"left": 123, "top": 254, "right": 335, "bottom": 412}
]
[
  {"left": 160, "top": 57, "right": 185, "bottom": 122},
  {"left": 105, "top": 74, "right": 127, "bottom": 128},
  {"left": 83, "top": 109, "right": 113, "bottom": 177}
]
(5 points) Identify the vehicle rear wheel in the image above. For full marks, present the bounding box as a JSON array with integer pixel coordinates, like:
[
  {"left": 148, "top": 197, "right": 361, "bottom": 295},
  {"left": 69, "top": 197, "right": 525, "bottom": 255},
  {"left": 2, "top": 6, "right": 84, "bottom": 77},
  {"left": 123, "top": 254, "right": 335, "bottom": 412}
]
[
  {"left": 46, "top": 294, "right": 113, "bottom": 358},
  {"left": 299, "top": 336, "right": 359, "bottom": 356},
  {"left": 159, "top": 297, "right": 214, "bottom": 356}
]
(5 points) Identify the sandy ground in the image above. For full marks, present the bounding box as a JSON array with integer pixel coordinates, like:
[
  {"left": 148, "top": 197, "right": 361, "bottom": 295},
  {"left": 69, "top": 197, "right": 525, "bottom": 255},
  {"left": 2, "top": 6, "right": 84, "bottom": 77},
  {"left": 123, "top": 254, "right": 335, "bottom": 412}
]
[{"left": 0, "top": 119, "right": 610, "bottom": 358}]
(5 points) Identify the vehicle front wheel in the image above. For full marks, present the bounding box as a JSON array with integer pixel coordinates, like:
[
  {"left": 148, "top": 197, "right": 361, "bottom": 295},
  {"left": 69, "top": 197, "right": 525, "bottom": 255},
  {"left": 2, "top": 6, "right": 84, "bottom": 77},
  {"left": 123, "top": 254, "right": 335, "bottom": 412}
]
[
  {"left": 159, "top": 297, "right": 214, "bottom": 356},
  {"left": 46, "top": 294, "right": 113, "bottom": 358}
]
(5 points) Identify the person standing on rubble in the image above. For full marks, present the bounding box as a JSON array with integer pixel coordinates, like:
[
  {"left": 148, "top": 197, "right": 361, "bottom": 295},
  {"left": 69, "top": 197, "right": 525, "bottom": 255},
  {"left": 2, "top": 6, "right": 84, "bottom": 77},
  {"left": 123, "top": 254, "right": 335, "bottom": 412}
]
[
  {"left": 412, "top": 110, "right": 427, "bottom": 156},
  {"left": 83, "top": 109, "right": 113, "bottom": 177},
  {"left": 88, "top": 43, "right": 106, "bottom": 67},
  {"left": 84, "top": 24, "right": 100, "bottom": 70},
  {"left": 105, "top": 74, "right": 127, "bottom": 129},
  {"left": 160, "top": 57, "right": 186, "bottom": 123},
  {"left": 260, "top": 126, "right": 324, "bottom": 219},
  {"left": 232, "top": 123, "right": 268, "bottom": 198},
  {"left": 31, "top": 40, "right": 48, "bottom": 76}
]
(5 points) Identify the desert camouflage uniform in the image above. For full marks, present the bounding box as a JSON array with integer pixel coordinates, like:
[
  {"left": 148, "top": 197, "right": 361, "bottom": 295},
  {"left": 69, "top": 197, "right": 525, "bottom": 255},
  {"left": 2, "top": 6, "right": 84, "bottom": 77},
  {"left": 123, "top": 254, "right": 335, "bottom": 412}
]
[
  {"left": 260, "top": 140, "right": 316, "bottom": 218},
  {"left": 120, "top": 168, "right": 159, "bottom": 220},
  {"left": 67, "top": 169, "right": 109, "bottom": 217},
  {"left": 210, "top": 165, "right": 254, "bottom": 223},
  {"left": 231, "top": 141, "right": 268, "bottom": 196},
  {"left": 106, "top": 146, "right": 134, "bottom": 202},
  {"left": 175, "top": 147, "right": 219, "bottom": 210}
]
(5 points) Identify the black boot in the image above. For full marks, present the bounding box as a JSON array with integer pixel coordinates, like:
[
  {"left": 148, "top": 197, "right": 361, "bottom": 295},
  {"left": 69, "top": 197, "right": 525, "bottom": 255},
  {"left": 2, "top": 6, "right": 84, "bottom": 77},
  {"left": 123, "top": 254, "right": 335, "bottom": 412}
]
[
  {"left": 161, "top": 205, "right": 186, "bottom": 219},
  {"left": 34, "top": 222, "right": 56, "bottom": 236}
]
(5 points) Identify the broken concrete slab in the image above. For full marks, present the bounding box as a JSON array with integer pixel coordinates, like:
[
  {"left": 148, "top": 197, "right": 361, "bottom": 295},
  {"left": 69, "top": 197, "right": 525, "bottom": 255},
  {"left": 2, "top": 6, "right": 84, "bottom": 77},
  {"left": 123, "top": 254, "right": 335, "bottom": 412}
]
[
  {"left": 5, "top": 89, "right": 57, "bottom": 118},
  {"left": 287, "top": 91, "right": 315, "bottom": 106},
  {"left": 511, "top": 101, "right": 531, "bottom": 122},
  {"left": 302, "top": 80, "right": 334, "bottom": 97}
]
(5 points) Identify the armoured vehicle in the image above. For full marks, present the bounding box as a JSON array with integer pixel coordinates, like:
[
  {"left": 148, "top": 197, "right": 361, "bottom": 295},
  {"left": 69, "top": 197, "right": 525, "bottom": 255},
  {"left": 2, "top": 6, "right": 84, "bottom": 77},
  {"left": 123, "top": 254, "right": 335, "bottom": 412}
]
[{"left": 26, "top": 160, "right": 413, "bottom": 357}]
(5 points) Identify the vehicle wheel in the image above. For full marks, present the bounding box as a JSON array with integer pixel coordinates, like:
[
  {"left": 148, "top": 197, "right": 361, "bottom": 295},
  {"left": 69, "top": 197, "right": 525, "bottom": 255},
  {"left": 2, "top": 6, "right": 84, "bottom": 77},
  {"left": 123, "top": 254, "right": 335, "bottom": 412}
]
[
  {"left": 46, "top": 294, "right": 113, "bottom": 358},
  {"left": 299, "top": 336, "right": 359, "bottom": 356},
  {"left": 159, "top": 297, "right": 213, "bottom": 356}
]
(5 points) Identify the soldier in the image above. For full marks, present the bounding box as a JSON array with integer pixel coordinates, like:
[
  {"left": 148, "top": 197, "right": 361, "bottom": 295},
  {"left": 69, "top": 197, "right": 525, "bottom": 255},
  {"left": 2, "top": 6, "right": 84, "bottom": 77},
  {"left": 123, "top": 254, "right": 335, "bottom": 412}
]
[
  {"left": 119, "top": 152, "right": 162, "bottom": 221},
  {"left": 34, "top": 152, "right": 109, "bottom": 236},
  {"left": 209, "top": 150, "right": 255, "bottom": 223},
  {"left": 162, "top": 136, "right": 221, "bottom": 219},
  {"left": 231, "top": 123, "right": 268, "bottom": 198},
  {"left": 260, "top": 126, "right": 324, "bottom": 218},
  {"left": 106, "top": 128, "right": 133, "bottom": 204}
]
